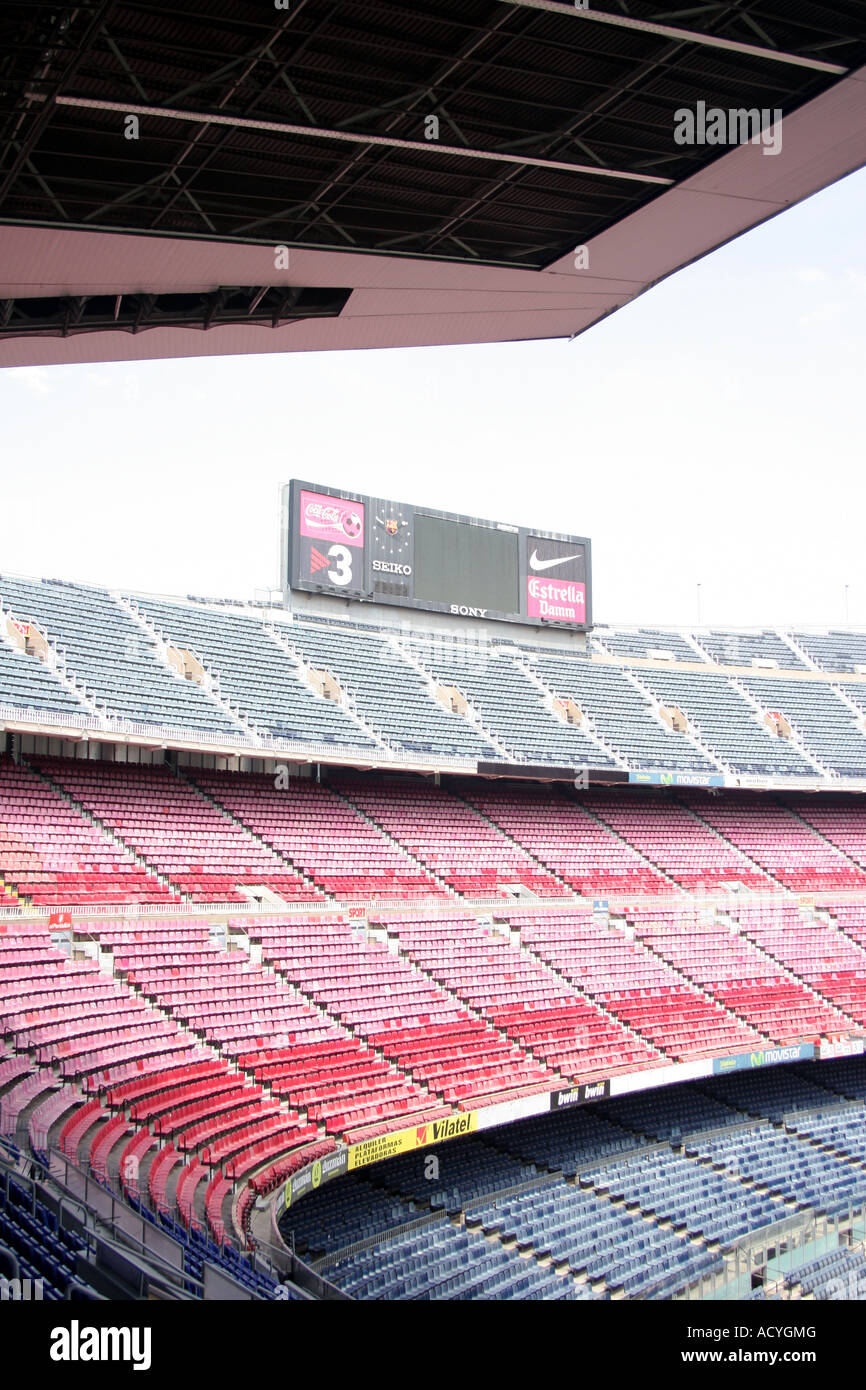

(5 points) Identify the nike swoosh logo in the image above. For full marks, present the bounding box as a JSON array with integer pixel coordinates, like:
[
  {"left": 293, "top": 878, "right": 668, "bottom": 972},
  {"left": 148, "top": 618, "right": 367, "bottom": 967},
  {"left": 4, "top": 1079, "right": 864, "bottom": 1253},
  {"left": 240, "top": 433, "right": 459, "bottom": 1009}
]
[{"left": 529, "top": 550, "right": 581, "bottom": 572}]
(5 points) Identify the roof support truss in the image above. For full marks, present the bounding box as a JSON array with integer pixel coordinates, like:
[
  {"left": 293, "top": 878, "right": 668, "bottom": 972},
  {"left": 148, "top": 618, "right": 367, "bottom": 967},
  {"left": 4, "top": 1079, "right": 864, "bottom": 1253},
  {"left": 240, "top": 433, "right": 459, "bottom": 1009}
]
[
  {"left": 31, "top": 95, "right": 675, "bottom": 187},
  {"left": 498, "top": 0, "right": 848, "bottom": 72}
]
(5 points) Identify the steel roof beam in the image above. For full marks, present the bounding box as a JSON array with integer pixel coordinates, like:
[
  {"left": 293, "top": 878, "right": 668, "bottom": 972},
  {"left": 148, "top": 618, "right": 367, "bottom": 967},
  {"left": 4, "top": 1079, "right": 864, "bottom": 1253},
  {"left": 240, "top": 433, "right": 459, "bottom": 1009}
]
[
  {"left": 497, "top": 0, "right": 848, "bottom": 73},
  {"left": 34, "top": 96, "right": 674, "bottom": 187}
]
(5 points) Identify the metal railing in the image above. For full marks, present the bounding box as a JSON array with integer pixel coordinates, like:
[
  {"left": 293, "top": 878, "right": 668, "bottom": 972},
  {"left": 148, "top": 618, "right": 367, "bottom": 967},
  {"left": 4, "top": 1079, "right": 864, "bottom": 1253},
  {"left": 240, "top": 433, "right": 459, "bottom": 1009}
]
[
  {"left": 0, "top": 701, "right": 478, "bottom": 771},
  {"left": 670, "top": 1201, "right": 866, "bottom": 1301},
  {"left": 7, "top": 699, "right": 866, "bottom": 792},
  {"left": 6, "top": 886, "right": 866, "bottom": 923},
  {"left": 0, "top": 1138, "right": 205, "bottom": 1300}
]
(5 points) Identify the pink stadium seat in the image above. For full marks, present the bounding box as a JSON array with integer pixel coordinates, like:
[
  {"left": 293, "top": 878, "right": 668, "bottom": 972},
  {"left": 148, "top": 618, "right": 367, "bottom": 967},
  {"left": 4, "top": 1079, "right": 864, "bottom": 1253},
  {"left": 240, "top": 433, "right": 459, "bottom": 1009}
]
[{"left": 4, "top": 758, "right": 866, "bottom": 1264}]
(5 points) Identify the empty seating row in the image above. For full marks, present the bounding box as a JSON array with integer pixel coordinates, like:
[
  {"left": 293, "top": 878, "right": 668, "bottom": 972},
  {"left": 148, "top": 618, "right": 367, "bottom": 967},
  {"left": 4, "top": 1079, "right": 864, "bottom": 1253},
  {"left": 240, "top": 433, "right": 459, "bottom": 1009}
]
[{"left": 0, "top": 575, "right": 235, "bottom": 732}]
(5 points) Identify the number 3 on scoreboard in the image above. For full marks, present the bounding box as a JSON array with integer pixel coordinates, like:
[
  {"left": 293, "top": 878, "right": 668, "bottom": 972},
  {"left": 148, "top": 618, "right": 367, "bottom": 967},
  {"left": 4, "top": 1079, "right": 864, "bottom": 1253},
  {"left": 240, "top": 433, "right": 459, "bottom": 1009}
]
[{"left": 327, "top": 544, "right": 353, "bottom": 587}]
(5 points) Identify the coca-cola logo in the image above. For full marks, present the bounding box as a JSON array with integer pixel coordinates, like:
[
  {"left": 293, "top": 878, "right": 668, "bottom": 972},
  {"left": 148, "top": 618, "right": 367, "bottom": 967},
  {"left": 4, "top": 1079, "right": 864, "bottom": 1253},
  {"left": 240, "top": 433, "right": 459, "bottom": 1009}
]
[
  {"left": 301, "top": 495, "right": 363, "bottom": 541},
  {"left": 304, "top": 502, "right": 343, "bottom": 528}
]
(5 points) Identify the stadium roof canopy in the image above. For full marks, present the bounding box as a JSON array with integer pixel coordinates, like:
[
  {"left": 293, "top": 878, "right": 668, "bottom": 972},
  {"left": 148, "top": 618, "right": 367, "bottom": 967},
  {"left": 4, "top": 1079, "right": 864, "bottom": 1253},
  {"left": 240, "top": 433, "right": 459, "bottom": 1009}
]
[{"left": 1, "top": 0, "right": 865, "bottom": 367}]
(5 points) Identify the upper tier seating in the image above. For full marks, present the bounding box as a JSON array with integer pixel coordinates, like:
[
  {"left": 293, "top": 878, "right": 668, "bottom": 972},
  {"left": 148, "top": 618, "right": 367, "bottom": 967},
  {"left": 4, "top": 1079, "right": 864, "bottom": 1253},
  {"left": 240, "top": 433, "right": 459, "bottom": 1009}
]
[
  {"left": 793, "top": 631, "right": 866, "bottom": 674},
  {"left": 0, "top": 637, "right": 87, "bottom": 717},
  {"left": 696, "top": 631, "right": 807, "bottom": 670},
  {"left": 129, "top": 596, "right": 374, "bottom": 747},
  {"left": 287, "top": 620, "right": 494, "bottom": 759},
  {"left": 0, "top": 576, "right": 235, "bottom": 731},
  {"left": 840, "top": 682, "right": 866, "bottom": 721},
  {"left": 592, "top": 629, "right": 704, "bottom": 663},
  {"left": 405, "top": 638, "right": 616, "bottom": 766},
  {"left": 635, "top": 669, "right": 814, "bottom": 775},
  {"left": 738, "top": 676, "right": 866, "bottom": 777},
  {"left": 0, "top": 580, "right": 865, "bottom": 780},
  {"left": 528, "top": 655, "right": 719, "bottom": 772}
]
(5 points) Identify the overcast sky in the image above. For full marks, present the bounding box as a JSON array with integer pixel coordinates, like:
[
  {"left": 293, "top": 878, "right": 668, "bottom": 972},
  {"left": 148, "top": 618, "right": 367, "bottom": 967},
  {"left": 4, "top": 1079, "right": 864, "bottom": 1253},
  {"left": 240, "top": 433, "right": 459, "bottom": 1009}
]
[{"left": 2, "top": 166, "right": 864, "bottom": 632}]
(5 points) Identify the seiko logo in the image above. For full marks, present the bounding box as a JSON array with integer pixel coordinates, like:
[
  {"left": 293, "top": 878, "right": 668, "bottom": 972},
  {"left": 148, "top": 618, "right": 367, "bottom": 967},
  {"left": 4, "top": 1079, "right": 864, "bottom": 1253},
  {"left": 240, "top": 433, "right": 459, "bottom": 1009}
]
[
  {"left": 450, "top": 605, "right": 487, "bottom": 617},
  {"left": 372, "top": 560, "right": 412, "bottom": 575}
]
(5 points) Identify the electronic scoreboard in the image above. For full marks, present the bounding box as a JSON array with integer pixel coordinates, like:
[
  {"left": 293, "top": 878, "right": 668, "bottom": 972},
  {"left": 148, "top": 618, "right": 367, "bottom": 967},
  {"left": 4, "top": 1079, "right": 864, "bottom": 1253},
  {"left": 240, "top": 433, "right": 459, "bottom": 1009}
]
[{"left": 282, "top": 480, "right": 592, "bottom": 630}]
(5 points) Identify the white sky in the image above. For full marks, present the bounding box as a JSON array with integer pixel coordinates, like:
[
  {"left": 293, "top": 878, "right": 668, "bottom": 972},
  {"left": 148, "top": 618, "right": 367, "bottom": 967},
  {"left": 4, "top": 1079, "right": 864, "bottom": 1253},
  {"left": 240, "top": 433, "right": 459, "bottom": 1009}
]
[{"left": 2, "top": 166, "right": 865, "bottom": 632}]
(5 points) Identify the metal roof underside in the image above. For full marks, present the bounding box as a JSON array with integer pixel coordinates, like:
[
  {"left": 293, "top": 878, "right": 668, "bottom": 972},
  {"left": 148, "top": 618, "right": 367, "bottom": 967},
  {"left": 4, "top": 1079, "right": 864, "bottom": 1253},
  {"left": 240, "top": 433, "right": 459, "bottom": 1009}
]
[{"left": 1, "top": 0, "right": 865, "bottom": 365}]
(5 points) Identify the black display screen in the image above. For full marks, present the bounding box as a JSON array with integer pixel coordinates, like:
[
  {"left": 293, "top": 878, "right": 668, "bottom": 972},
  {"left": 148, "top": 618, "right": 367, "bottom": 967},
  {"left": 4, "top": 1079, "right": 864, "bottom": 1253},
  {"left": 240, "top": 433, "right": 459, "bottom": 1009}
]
[{"left": 412, "top": 514, "right": 519, "bottom": 613}]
